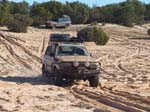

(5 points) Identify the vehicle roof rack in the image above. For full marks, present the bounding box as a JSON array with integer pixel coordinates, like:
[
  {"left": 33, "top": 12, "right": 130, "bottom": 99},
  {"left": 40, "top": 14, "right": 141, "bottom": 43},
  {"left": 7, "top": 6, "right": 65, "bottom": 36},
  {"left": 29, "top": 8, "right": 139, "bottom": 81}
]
[
  {"left": 49, "top": 34, "right": 84, "bottom": 45},
  {"left": 50, "top": 34, "right": 70, "bottom": 42},
  {"left": 62, "top": 15, "right": 70, "bottom": 18},
  {"left": 70, "top": 37, "right": 84, "bottom": 43}
]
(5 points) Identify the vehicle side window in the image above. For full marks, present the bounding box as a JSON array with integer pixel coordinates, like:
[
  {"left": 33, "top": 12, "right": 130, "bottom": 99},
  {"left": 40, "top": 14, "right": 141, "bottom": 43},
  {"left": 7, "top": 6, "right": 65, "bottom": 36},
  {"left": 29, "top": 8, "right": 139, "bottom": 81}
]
[
  {"left": 63, "top": 18, "right": 66, "bottom": 22},
  {"left": 45, "top": 46, "right": 55, "bottom": 57},
  {"left": 58, "top": 18, "right": 63, "bottom": 22},
  {"left": 65, "top": 17, "right": 70, "bottom": 21},
  {"left": 49, "top": 46, "right": 55, "bottom": 57},
  {"left": 64, "top": 18, "right": 69, "bottom": 21},
  {"left": 45, "top": 46, "right": 52, "bottom": 55}
]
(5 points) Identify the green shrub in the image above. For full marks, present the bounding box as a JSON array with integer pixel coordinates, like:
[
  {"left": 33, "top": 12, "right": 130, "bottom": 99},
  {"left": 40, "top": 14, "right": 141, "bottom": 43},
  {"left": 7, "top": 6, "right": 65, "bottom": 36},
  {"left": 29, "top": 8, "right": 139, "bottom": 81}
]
[
  {"left": 7, "top": 14, "right": 33, "bottom": 33},
  {"left": 77, "top": 27, "right": 94, "bottom": 41},
  {"left": 77, "top": 27, "right": 109, "bottom": 45},
  {"left": 32, "top": 16, "right": 45, "bottom": 27}
]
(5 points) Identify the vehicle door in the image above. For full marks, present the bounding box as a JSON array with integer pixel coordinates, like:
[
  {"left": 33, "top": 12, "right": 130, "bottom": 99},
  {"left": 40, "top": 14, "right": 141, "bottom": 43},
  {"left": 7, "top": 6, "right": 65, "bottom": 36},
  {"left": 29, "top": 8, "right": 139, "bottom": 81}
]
[
  {"left": 57, "top": 18, "right": 65, "bottom": 27},
  {"left": 44, "top": 46, "right": 55, "bottom": 73},
  {"left": 43, "top": 46, "right": 51, "bottom": 72}
]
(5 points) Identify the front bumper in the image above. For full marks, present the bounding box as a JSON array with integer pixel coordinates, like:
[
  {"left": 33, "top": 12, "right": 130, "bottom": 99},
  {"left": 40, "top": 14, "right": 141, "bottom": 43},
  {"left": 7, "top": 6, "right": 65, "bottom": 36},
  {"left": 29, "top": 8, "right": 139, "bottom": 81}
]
[
  {"left": 46, "top": 24, "right": 53, "bottom": 27},
  {"left": 57, "top": 62, "right": 101, "bottom": 79}
]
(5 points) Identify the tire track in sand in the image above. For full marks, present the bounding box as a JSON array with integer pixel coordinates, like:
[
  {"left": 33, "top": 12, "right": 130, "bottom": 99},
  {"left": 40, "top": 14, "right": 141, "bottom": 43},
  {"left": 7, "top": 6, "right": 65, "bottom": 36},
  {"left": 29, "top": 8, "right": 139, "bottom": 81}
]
[{"left": 70, "top": 86, "right": 149, "bottom": 112}]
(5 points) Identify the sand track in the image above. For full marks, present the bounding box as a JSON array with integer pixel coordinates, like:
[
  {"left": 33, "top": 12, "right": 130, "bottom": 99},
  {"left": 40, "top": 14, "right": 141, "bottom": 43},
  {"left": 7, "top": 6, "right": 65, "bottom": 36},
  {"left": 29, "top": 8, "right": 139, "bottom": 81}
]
[
  {"left": 0, "top": 31, "right": 42, "bottom": 75},
  {"left": 0, "top": 24, "right": 150, "bottom": 111},
  {"left": 70, "top": 86, "right": 150, "bottom": 112},
  {"left": 0, "top": 32, "right": 41, "bottom": 63}
]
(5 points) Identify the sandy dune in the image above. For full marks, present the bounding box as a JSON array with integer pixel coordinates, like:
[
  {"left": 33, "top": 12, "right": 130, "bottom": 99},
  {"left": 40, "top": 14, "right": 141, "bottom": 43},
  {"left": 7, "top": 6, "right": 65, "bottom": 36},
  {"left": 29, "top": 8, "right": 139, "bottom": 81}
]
[{"left": 0, "top": 24, "right": 150, "bottom": 111}]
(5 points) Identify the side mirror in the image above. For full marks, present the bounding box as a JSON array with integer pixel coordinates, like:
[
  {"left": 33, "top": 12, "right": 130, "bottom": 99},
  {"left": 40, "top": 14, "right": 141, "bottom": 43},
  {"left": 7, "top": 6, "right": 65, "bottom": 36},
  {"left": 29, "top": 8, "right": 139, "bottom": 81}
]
[
  {"left": 41, "top": 54, "right": 44, "bottom": 59},
  {"left": 54, "top": 57, "right": 59, "bottom": 61}
]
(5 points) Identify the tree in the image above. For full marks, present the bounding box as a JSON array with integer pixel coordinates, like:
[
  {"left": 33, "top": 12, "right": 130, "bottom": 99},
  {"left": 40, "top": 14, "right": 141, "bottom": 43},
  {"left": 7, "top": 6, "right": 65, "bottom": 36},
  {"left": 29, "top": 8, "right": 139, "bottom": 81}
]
[
  {"left": 89, "top": 7, "right": 104, "bottom": 23},
  {"left": 0, "top": 0, "right": 148, "bottom": 28},
  {"left": 89, "top": 0, "right": 147, "bottom": 27},
  {"left": 10, "top": 1, "right": 29, "bottom": 15},
  {"left": 145, "top": 4, "right": 150, "bottom": 21},
  {"left": 119, "top": 4, "right": 136, "bottom": 27},
  {"left": 127, "top": 0, "right": 146, "bottom": 24},
  {"left": 30, "top": 2, "right": 52, "bottom": 26},
  {"left": 42, "top": 1, "right": 64, "bottom": 19},
  {"left": 7, "top": 14, "right": 33, "bottom": 32},
  {"left": 64, "top": 2, "right": 90, "bottom": 24},
  {"left": 102, "top": 4, "right": 118, "bottom": 23},
  {"left": 0, "top": 0, "right": 10, "bottom": 25}
]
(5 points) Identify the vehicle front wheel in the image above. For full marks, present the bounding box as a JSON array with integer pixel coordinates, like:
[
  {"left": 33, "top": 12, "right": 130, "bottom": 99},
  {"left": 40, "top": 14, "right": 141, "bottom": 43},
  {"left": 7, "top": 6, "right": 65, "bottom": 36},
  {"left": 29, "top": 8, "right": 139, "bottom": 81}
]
[
  {"left": 42, "top": 64, "right": 49, "bottom": 78},
  {"left": 54, "top": 69, "right": 63, "bottom": 86},
  {"left": 45, "top": 25, "right": 50, "bottom": 28},
  {"left": 88, "top": 75, "right": 99, "bottom": 87},
  {"left": 65, "top": 24, "right": 69, "bottom": 28},
  {"left": 148, "top": 29, "right": 150, "bottom": 35}
]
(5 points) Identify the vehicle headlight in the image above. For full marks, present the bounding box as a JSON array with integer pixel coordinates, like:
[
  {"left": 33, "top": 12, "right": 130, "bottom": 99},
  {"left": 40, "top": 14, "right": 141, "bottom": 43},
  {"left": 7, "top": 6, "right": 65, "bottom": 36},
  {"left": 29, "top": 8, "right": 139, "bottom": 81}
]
[
  {"left": 95, "top": 62, "right": 101, "bottom": 68},
  {"left": 74, "top": 61, "right": 79, "bottom": 67},
  {"left": 85, "top": 62, "right": 90, "bottom": 67}
]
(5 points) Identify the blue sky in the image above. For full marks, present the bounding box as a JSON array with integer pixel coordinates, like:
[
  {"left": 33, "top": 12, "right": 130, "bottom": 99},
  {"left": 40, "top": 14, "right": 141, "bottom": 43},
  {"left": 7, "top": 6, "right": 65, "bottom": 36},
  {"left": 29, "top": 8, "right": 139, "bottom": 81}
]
[{"left": 10, "top": 0, "right": 150, "bottom": 7}]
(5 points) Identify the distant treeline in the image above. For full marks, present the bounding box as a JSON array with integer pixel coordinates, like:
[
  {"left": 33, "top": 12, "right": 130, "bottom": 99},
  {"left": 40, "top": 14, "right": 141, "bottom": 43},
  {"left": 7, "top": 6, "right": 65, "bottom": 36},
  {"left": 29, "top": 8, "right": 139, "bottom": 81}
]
[{"left": 0, "top": 0, "right": 150, "bottom": 27}]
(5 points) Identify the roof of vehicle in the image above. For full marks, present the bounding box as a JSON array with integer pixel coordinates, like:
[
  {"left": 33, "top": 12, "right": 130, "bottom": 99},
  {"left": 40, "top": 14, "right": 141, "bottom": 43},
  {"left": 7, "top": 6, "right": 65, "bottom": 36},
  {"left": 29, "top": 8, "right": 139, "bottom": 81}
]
[
  {"left": 50, "top": 34, "right": 70, "bottom": 42},
  {"left": 50, "top": 34, "right": 84, "bottom": 42},
  {"left": 61, "top": 15, "right": 70, "bottom": 18},
  {"left": 49, "top": 34, "right": 85, "bottom": 46},
  {"left": 58, "top": 43, "right": 85, "bottom": 47}
]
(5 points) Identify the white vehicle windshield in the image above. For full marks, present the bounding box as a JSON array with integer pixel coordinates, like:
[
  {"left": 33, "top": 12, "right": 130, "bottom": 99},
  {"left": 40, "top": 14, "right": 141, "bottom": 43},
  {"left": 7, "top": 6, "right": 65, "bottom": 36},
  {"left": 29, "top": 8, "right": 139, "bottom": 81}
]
[{"left": 57, "top": 45, "right": 89, "bottom": 56}]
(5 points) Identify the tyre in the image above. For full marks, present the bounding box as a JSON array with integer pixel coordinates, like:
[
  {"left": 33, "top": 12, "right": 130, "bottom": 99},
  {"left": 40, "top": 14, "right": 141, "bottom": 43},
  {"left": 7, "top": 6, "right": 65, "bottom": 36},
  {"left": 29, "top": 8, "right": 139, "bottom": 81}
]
[
  {"left": 148, "top": 29, "right": 150, "bottom": 35},
  {"left": 66, "top": 79, "right": 74, "bottom": 85},
  {"left": 65, "top": 24, "right": 69, "bottom": 28},
  {"left": 52, "top": 25, "right": 56, "bottom": 29},
  {"left": 54, "top": 68, "right": 63, "bottom": 86},
  {"left": 42, "top": 64, "right": 49, "bottom": 77},
  {"left": 45, "top": 25, "right": 49, "bottom": 28},
  {"left": 88, "top": 75, "right": 99, "bottom": 87}
]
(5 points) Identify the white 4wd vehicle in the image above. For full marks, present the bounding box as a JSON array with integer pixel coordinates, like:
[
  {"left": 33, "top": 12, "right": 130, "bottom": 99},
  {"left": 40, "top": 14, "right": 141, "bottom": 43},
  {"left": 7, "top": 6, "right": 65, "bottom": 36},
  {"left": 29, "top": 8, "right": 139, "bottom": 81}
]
[
  {"left": 42, "top": 34, "right": 101, "bottom": 87},
  {"left": 45, "top": 15, "right": 71, "bottom": 29}
]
